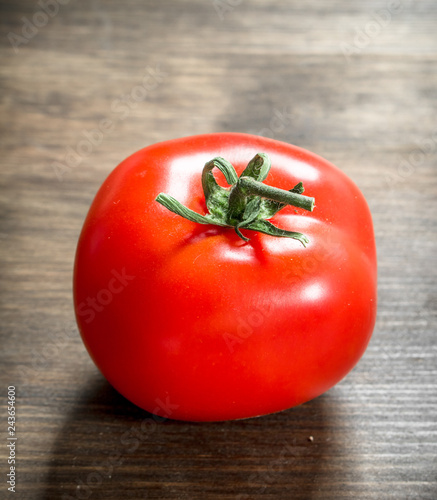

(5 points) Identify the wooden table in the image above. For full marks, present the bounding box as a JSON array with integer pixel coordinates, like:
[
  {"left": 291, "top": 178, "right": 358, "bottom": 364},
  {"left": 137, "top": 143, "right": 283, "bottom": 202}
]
[{"left": 1, "top": 1, "right": 436, "bottom": 498}]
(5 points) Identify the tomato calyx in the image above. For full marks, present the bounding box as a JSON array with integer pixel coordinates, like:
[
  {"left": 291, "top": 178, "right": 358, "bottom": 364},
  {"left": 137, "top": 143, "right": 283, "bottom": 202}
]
[{"left": 155, "top": 153, "right": 315, "bottom": 245}]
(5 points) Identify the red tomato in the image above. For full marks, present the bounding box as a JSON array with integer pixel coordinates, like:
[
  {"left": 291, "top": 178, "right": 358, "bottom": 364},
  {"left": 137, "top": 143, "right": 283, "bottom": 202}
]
[{"left": 73, "top": 133, "right": 377, "bottom": 421}]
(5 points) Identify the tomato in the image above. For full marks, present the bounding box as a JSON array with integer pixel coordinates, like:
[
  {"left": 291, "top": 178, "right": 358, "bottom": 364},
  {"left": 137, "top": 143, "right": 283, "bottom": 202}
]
[{"left": 73, "top": 133, "right": 377, "bottom": 421}]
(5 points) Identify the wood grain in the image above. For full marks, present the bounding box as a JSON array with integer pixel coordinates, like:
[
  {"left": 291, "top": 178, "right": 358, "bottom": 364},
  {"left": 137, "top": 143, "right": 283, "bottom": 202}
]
[{"left": 1, "top": 0, "right": 436, "bottom": 498}]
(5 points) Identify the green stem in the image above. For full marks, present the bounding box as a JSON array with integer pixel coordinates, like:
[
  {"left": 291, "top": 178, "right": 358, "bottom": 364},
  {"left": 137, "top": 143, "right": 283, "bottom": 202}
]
[
  {"left": 227, "top": 176, "right": 314, "bottom": 224},
  {"left": 202, "top": 157, "right": 238, "bottom": 201},
  {"left": 239, "top": 176, "right": 314, "bottom": 211},
  {"left": 155, "top": 153, "right": 315, "bottom": 245}
]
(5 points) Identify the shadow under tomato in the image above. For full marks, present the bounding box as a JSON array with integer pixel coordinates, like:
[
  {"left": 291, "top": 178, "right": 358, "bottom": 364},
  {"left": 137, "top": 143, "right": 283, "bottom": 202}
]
[{"left": 43, "top": 372, "right": 343, "bottom": 500}]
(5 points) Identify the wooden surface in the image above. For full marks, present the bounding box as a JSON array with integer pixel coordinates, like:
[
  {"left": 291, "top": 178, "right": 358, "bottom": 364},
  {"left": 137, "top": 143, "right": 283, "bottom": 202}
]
[{"left": 1, "top": 1, "right": 436, "bottom": 498}]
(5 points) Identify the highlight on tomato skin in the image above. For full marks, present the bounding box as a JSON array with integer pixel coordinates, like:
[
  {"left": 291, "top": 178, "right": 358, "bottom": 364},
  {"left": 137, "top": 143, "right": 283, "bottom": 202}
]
[{"left": 73, "top": 133, "right": 377, "bottom": 422}]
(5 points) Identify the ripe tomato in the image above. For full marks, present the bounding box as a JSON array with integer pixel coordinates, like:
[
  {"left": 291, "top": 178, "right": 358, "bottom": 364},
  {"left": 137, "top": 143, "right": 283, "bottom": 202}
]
[{"left": 74, "top": 133, "right": 377, "bottom": 421}]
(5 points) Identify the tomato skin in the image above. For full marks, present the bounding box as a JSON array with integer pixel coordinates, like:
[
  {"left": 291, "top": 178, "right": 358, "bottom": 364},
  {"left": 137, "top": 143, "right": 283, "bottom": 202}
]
[{"left": 73, "top": 133, "right": 377, "bottom": 421}]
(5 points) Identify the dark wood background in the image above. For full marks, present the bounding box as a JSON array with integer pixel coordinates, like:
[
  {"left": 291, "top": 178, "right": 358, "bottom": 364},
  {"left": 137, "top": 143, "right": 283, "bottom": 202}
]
[{"left": 1, "top": 1, "right": 436, "bottom": 498}]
